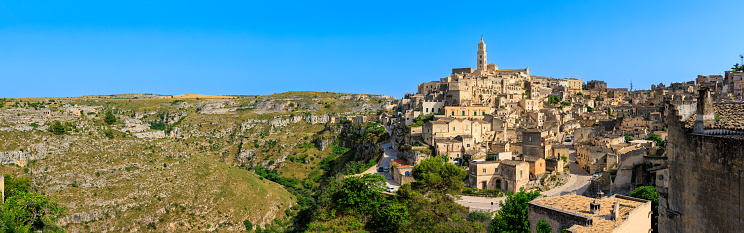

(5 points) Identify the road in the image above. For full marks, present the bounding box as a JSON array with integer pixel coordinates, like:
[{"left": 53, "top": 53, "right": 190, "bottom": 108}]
[
  {"left": 361, "top": 125, "right": 401, "bottom": 191},
  {"left": 456, "top": 141, "right": 592, "bottom": 212}
]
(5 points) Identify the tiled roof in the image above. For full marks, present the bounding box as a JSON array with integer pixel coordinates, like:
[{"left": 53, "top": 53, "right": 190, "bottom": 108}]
[
  {"left": 531, "top": 195, "right": 647, "bottom": 233},
  {"left": 684, "top": 103, "right": 744, "bottom": 131},
  {"left": 500, "top": 160, "right": 526, "bottom": 166},
  {"left": 391, "top": 159, "right": 407, "bottom": 165}
]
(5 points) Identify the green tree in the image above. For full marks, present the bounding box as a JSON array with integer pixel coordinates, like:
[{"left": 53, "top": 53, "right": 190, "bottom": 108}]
[
  {"left": 243, "top": 219, "right": 253, "bottom": 231},
  {"left": 1, "top": 174, "right": 66, "bottom": 232},
  {"left": 585, "top": 105, "right": 593, "bottom": 112},
  {"left": 47, "top": 121, "right": 66, "bottom": 135},
  {"left": 3, "top": 174, "right": 31, "bottom": 201},
  {"left": 104, "top": 111, "right": 117, "bottom": 125},
  {"left": 150, "top": 121, "right": 167, "bottom": 130},
  {"left": 624, "top": 134, "right": 633, "bottom": 142},
  {"left": 411, "top": 156, "right": 466, "bottom": 195},
  {"left": 490, "top": 188, "right": 541, "bottom": 233},
  {"left": 548, "top": 95, "right": 560, "bottom": 105},
  {"left": 646, "top": 134, "right": 665, "bottom": 155},
  {"left": 103, "top": 129, "right": 115, "bottom": 139},
  {"left": 732, "top": 63, "right": 744, "bottom": 72},
  {"left": 630, "top": 186, "right": 658, "bottom": 233},
  {"left": 467, "top": 210, "right": 493, "bottom": 222},
  {"left": 537, "top": 220, "right": 551, "bottom": 233}
]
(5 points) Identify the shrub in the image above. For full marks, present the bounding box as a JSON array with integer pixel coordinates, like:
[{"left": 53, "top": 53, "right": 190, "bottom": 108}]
[
  {"left": 466, "top": 210, "right": 493, "bottom": 222},
  {"left": 104, "top": 111, "right": 117, "bottom": 125},
  {"left": 103, "top": 129, "right": 115, "bottom": 139},
  {"left": 243, "top": 220, "right": 253, "bottom": 231},
  {"left": 47, "top": 121, "right": 66, "bottom": 135}
]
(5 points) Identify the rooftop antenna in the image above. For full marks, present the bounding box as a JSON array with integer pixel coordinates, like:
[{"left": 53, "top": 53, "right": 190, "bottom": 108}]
[
  {"left": 740, "top": 54, "right": 743, "bottom": 67},
  {"left": 630, "top": 79, "right": 633, "bottom": 92}
]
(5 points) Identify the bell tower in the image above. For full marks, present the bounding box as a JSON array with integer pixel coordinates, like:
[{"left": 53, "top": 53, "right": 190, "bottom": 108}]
[{"left": 477, "top": 37, "right": 487, "bottom": 71}]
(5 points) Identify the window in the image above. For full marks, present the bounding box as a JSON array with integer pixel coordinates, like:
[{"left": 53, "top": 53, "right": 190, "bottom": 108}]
[
  {"left": 453, "top": 127, "right": 456, "bottom": 131},
  {"left": 520, "top": 170, "right": 523, "bottom": 179},
  {"left": 474, "top": 111, "right": 477, "bottom": 116},
  {"left": 467, "top": 144, "right": 470, "bottom": 147},
  {"left": 495, "top": 168, "right": 498, "bottom": 174},
  {"left": 426, "top": 108, "right": 429, "bottom": 113},
  {"left": 452, "top": 111, "right": 455, "bottom": 116},
  {"left": 462, "top": 111, "right": 465, "bottom": 116},
  {"left": 482, "top": 111, "right": 486, "bottom": 115},
  {"left": 483, "top": 169, "right": 486, "bottom": 174}
]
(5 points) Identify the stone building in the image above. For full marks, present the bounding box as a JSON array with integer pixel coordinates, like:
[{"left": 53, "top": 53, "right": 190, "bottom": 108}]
[
  {"left": 390, "top": 159, "right": 415, "bottom": 185},
  {"left": 528, "top": 195, "right": 652, "bottom": 233},
  {"left": 586, "top": 80, "right": 608, "bottom": 90},
  {"left": 659, "top": 87, "right": 744, "bottom": 232},
  {"left": 468, "top": 159, "right": 530, "bottom": 192},
  {"left": 576, "top": 145, "right": 614, "bottom": 174}
]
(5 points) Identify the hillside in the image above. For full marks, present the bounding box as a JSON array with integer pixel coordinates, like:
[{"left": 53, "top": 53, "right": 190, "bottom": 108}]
[{"left": 0, "top": 91, "right": 394, "bottom": 232}]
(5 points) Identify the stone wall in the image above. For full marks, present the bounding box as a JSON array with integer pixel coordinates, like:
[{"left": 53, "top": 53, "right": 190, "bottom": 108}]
[
  {"left": 528, "top": 202, "right": 592, "bottom": 233},
  {"left": 659, "top": 104, "right": 744, "bottom": 233}
]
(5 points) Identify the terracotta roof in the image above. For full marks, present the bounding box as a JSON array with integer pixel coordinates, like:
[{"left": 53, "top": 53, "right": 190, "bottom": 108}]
[
  {"left": 391, "top": 159, "right": 407, "bottom": 165},
  {"left": 684, "top": 103, "right": 744, "bottom": 131}
]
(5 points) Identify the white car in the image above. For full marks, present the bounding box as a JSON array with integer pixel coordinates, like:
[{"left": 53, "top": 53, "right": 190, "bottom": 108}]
[{"left": 386, "top": 187, "right": 396, "bottom": 192}]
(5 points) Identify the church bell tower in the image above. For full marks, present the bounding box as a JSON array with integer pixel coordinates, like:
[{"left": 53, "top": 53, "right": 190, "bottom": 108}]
[{"left": 477, "top": 37, "right": 487, "bottom": 71}]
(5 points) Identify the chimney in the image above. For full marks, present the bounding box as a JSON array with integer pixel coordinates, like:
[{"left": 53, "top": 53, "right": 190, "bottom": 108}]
[
  {"left": 693, "top": 87, "right": 714, "bottom": 134},
  {"left": 611, "top": 200, "right": 620, "bottom": 220},
  {"left": 590, "top": 199, "right": 601, "bottom": 215}
]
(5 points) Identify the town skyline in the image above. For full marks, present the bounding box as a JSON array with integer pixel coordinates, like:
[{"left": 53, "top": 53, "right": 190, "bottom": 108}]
[{"left": 2, "top": 1, "right": 743, "bottom": 98}]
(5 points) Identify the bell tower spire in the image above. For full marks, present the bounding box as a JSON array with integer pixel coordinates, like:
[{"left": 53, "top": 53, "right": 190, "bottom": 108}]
[{"left": 477, "top": 37, "right": 487, "bottom": 71}]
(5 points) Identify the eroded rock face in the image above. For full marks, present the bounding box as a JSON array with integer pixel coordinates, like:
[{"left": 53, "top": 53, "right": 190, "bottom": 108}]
[
  {"left": 315, "top": 136, "right": 336, "bottom": 151},
  {"left": 133, "top": 131, "right": 166, "bottom": 139},
  {"left": 236, "top": 141, "right": 255, "bottom": 164},
  {"left": 0, "top": 151, "right": 35, "bottom": 167}
]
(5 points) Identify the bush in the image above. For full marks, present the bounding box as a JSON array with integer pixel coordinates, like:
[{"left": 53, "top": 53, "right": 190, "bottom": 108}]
[
  {"left": 466, "top": 210, "right": 492, "bottom": 222},
  {"left": 537, "top": 220, "right": 552, "bottom": 233},
  {"left": 103, "top": 129, "right": 115, "bottom": 139},
  {"left": 150, "top": 121, "right": 167, "bottom": 130},
  {"left": 243, "top": 220, "right": 253, "bottom": 231},
  {"left": 104, "top": 111, "right": 117, "bottom": 125},
  {"left": 47, "top": 121, "right": 66, "bottom": 135}
]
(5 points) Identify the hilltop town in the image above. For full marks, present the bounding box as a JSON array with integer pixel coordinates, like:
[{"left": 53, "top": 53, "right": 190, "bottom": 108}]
[
  {"left": 0, "top": 38, "right": 743, "bottom": 232},
  {"left": 375, "top": 38, "right": 744, "bottom": 232}
]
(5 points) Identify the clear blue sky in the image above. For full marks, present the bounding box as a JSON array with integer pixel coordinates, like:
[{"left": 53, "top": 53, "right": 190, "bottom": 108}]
[{"left": 1, "top": 1, "right": 742, "bottom": 98}]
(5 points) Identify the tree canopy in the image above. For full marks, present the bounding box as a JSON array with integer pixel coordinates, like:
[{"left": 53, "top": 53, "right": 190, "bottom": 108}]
[
  {"left": 411, "top": 156, "right": 467, "bottom": 195},
  {"left": 631, "top": 186, "right": 658, "bottom": 233},
  {"left": 104, "top": 111, "right": 117, "bottom": 125},
  {"left": 489, "top": 188, "right": 542, "bottom": 233},
  {"left": 1, "top": 174, "right": 66, "bottom": 232}
]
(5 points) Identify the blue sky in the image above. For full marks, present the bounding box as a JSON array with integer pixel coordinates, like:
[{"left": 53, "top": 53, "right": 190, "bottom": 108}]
[{"left": 1, "top": 1, "right": 742, "bottom": 98}]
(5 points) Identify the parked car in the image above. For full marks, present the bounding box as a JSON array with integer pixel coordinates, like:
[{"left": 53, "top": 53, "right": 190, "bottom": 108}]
[
  {"left": 565, "top": 138, "right": 572, "bottom": 142},
  {"left": 387, "top": 187, "right": 395, "bottom": 192},
  {"left": 383, "top": 167, "right": 389, "bottom": 173},
  {"left": 377, "top": 167, "right": 384, "bottom": 172}
]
